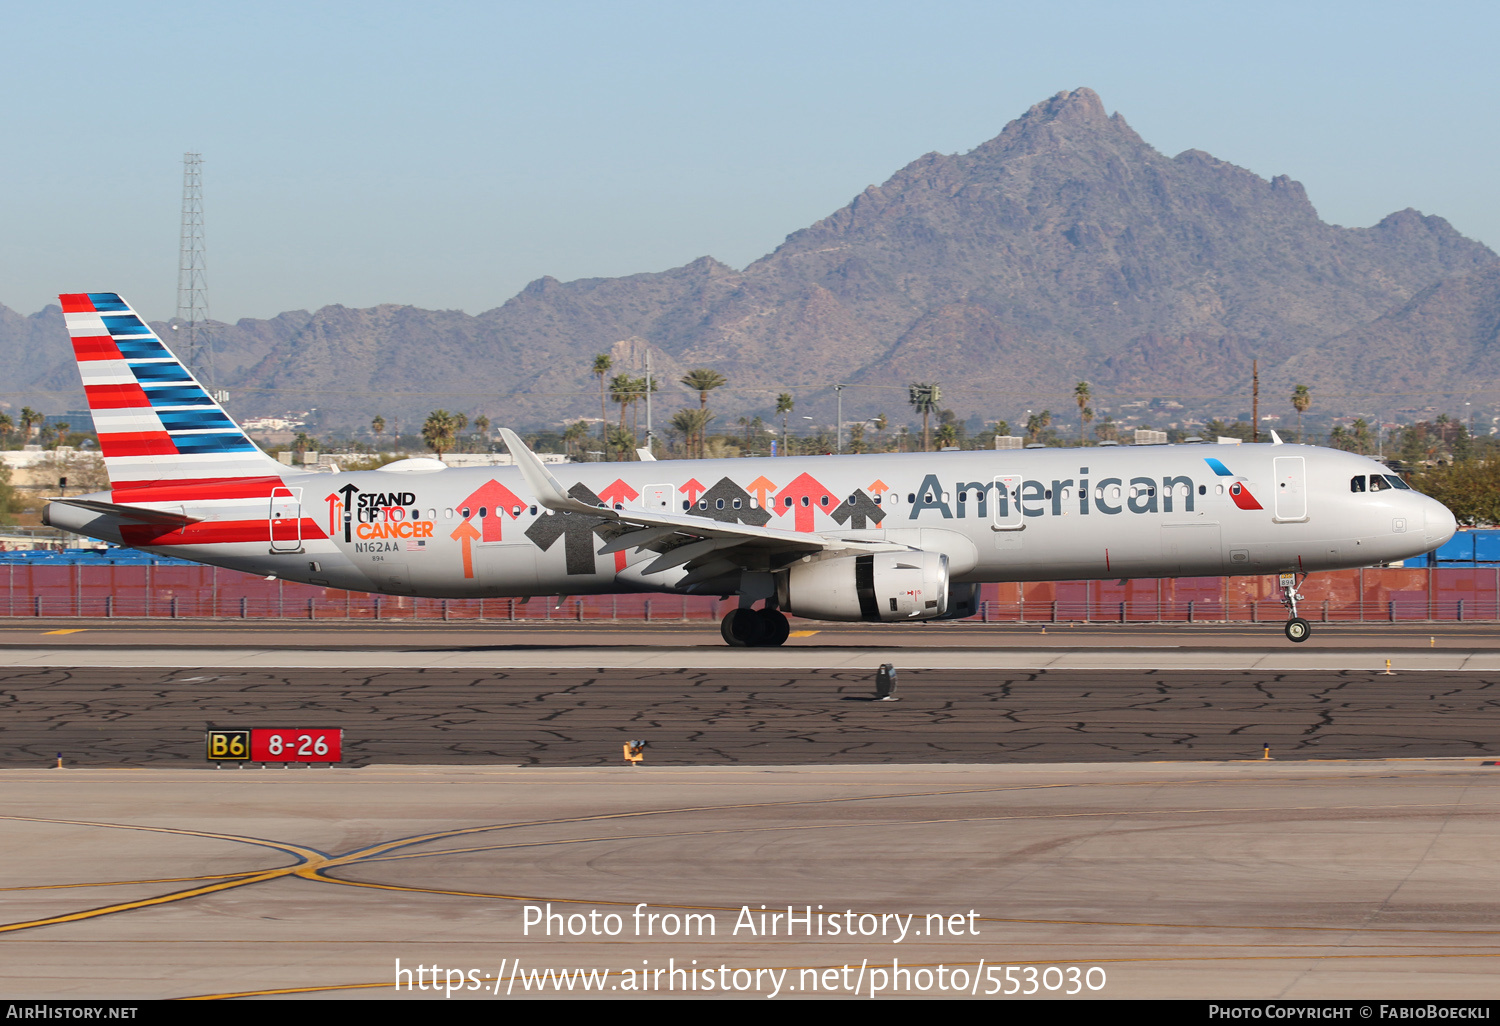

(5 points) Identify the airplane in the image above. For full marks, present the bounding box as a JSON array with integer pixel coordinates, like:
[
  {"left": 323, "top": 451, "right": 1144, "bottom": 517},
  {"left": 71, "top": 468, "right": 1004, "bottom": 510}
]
[{"left": 43, "top": 292, "right": 1458, "bottom": 646}]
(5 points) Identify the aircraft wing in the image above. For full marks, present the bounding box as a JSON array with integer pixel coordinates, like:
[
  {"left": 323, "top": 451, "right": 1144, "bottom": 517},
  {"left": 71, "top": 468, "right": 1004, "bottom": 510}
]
[{"left": 499, "top": 429, "right": 903, "bottom": 583}]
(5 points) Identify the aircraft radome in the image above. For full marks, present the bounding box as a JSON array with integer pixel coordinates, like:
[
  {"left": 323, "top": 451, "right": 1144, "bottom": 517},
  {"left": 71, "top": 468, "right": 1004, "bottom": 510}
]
[{"left": 44, "top": 293, "right": 1458, "bottom": 646}]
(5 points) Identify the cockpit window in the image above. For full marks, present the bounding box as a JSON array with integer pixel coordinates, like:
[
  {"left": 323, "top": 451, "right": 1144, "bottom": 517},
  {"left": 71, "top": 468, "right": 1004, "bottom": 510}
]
[
  {"left": 1385, "top": 474, "right": 1411, "bottom": 490},
  {"left": 1369, "top": 475, "right": 1391, "bottom": 492},
  {"left": 1350, "top": 475, "right": 1366, "bottom": 493}
]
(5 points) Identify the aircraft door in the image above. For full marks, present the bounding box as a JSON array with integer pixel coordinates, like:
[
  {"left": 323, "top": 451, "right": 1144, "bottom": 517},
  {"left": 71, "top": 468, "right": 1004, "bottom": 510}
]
[
  {"left": 1272, "top": 457, "right": 1307, "bottom": 522},
  {"left": 993, "top": 474, "right": 1022, "bottom": 530},
  {"left": 269, "top": 487, "right": 302, "bottom": 551},
  {"left": 643, "top": 484, "right": 675, "bottom": 512}
]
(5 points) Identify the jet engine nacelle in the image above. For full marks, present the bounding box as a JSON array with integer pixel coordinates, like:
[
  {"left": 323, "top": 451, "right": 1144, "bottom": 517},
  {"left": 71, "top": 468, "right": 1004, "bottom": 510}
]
[{"left": 779, "top": 550, "right": 949, "bottom": 622}]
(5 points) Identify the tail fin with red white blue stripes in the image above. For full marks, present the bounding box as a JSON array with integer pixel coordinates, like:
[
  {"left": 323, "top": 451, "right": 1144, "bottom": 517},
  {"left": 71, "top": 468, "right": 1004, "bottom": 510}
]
[{"left": 59, "top": 292, "right": 287, "bottom": 504}]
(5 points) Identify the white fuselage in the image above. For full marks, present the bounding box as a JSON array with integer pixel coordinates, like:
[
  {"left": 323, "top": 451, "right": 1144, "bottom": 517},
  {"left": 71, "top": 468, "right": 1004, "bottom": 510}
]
[{"left": 47, "top": 443, "right": 1457, "bottom": 606}]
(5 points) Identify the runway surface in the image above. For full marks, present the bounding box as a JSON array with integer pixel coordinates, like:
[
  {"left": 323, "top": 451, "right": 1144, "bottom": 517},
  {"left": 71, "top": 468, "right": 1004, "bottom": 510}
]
[
  {"left": 2, "top": 618, "right": 1500, "bottom": 671},
  {"left": 6, "top": 761, "right": 1500, "bottom": 1000},
  {"left": 6, "top": 666, "right": 1500, "bottom": 768},
  {"left": 5, "top": 620, "right": 1500, "bottom": 1000}
]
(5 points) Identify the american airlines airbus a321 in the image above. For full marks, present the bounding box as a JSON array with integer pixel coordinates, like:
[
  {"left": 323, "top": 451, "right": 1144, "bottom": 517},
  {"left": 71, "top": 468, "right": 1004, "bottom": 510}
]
[{"left": 43, "top": 293, "right": 1458, "bottom": 646}]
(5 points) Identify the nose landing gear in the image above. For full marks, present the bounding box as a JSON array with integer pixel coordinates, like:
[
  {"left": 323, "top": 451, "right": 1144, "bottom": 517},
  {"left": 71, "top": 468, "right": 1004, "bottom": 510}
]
[
  {"left": 721, "top": 606, "right": 791, "bottom": 647},
  {"left": 1278, "top": 571, "right": 1311, "bottom": 643}
]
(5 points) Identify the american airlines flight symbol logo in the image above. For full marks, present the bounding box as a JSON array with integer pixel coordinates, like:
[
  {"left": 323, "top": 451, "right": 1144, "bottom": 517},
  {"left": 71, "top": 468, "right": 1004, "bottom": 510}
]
[{"left": 1204, "top": 458, "right": 1264, "bottom": 511}]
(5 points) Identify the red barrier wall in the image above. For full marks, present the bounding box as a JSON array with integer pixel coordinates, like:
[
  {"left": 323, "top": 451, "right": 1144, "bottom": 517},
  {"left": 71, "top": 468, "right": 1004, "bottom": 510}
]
[{"left": 2, "top": 565, "right": 1496, "bottom": 622}]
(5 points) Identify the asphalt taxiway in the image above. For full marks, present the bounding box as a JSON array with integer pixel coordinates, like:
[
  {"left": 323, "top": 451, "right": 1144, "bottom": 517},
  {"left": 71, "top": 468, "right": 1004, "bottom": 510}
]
[{"left": 4, "top": 619, "right": 1500, "bottom": 999}]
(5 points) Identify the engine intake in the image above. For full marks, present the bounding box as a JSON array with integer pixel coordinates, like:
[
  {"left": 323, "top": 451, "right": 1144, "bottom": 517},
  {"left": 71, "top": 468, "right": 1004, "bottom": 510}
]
[{"left": 779, "top": 550, "right": 950, "bottom": 622}]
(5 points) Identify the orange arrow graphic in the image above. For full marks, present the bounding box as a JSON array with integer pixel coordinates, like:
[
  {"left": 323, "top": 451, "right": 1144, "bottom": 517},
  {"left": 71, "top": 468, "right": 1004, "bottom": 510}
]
[
  {"left": 450, "top": 517, "right": 481, "bottom": 578},
  {"left": 867, "top": 479, "right": 890, "bottom": 497},
  {"left": 747, "top": 475, "right": 778, "bottom": 509}
]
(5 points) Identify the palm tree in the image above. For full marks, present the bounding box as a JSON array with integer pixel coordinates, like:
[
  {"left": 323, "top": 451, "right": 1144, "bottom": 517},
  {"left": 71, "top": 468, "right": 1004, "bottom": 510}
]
[
  {"left": 1291, "top": 384, "right": 1311, "bottom": 443},
  {"left": 847, "top": 422, "right": 866, "bottom": 454},
  {"left": 563, "top": 419, "right": 589, "bottom": 459},
  {"left": 473, "top": 414, "right": 491, "bottom": 443},
  {"left": 0, "top": 414, "right": 13, "bottom": 449},
  {"left": 592, "top": 354, "right": 613, "bottom": 447},
  {"left": 907, "top": 383, "right": 941, "bottom": 451},
  {"left": 1025, "top": 410, "right": 1052, "bottom": 444},
  {"left": 1073, "top": 381, "right": 1091, "bottom": 446},
  {"left": 422, "top": 409, "right": 460, "bottom": 458},
  {"left": 607, "top": 425, "right": 635, "bottom": 462},
  {"left": 873, "top": 412, "right": 888, "bottom": 451},
  {"left": 775, "top": 393, "right": 794, "bottom": 456},
  {"left": 608, "top": 374, "right": 640, "bottom": 460},
  {"left": 19, "top": 408, "right": 41, "bottom": 445},
  {"left": 371, "top": 415, "right": 386, "bottom": 450},
  {"left": 934, "top": 422, "right": 958, "bottom": 449},
  {"left": 670, "top": 408, "right": 712, "bottom": 458},
  {"left": 680, "top": 369, "right": 727, "bottom": 458}
]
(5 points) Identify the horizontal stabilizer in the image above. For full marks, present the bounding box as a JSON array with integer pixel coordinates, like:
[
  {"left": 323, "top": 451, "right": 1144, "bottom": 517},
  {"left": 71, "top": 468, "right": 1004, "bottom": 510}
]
[{"left": 46, "top": 498, "right": 203, "bottom": 527}]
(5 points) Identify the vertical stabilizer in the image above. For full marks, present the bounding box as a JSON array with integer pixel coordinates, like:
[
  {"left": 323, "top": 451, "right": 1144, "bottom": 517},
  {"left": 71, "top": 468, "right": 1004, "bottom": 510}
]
[{"left": 59, "top": 292, "right": 286, "bottom": 503}]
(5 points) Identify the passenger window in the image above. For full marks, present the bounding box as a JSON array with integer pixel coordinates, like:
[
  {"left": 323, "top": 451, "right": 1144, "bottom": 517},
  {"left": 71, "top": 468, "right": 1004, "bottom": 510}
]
[
  {"left": 1370, "top": 475, "right": 1391, "bottom": 492},
  {"left": 1351, "top": 476, "right": 1366, "bottom": 493},
  {"left": 444, "top": 508, "right": 454, "bottom": 519},
  {"left": 732, "top": 498, "right": 741, "bottom": 509},
  {"left": 426, "top": 508, "right": 436, "bottom": 520},
  {"left": 715, "top": 499, "right": 724, "bottom": 509}
]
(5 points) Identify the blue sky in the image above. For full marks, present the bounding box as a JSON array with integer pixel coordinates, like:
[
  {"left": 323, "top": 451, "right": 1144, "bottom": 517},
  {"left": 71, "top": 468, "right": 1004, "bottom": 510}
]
[{"left": 2, "top": 1, "right": 1495, "bottom": 322}]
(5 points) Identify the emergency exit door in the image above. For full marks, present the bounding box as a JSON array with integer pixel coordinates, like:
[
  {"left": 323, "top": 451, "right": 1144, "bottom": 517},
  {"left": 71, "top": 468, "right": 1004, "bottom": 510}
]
[{"left": 269, "top": 487, "right": 302, "bottom": 551}]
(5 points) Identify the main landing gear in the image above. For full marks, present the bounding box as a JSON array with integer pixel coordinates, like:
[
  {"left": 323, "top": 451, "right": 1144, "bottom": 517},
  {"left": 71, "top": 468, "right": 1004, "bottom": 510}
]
[
  {"left": 721, "top": 607, "right": 791, "bottom": 647},
  {"left": 1278, "top": 571, "right": 1311, "bottom": 643}
]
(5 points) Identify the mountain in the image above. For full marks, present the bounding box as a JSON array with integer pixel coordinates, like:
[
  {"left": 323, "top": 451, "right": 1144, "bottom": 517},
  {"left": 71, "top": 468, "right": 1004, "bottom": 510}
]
[
  {"left": 4, "top": 87, "right": 1495, "bottom": 433},
  {"left": 1282, "top": 263, "right": 1500, "bottom": 397}
]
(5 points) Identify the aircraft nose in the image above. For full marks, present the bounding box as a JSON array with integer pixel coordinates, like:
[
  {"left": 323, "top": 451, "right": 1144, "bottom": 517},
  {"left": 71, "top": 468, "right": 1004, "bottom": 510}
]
[{"left": 1424, "top": 498, "right": 1457, "bottom": 549}]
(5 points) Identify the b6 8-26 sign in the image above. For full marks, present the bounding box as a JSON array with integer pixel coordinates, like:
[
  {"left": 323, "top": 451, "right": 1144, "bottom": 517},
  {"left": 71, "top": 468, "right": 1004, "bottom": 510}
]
[{"left": 207, "top": 728, "right": 342, "bottom": 763}]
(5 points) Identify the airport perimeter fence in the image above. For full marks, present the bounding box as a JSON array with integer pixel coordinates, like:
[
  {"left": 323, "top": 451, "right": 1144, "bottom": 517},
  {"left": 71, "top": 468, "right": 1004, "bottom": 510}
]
[{"left": 0, "top": 563, "right": 1497, "bottom": 624}]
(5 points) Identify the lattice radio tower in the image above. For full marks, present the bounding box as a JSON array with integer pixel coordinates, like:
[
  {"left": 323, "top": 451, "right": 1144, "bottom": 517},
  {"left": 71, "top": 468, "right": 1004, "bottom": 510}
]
[{"left": 175, "top": 152, "right": 216, "bottom": 387}]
